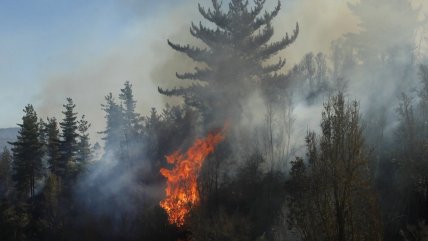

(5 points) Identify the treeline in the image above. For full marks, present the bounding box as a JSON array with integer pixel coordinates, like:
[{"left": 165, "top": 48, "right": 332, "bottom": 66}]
[
  {"left": 0, "top": 98, "right": 91, "bottom": 240},
  {"left": 1, "top": 0, "right": 428, "bottom": 241},
  {"left": 0, "top": 79, "right": 207, "bottom": 240}
]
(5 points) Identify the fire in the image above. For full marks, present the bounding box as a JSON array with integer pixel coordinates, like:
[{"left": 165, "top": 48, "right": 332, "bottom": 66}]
[{"left": 160, "top": 127, "right": 226, "bottom": 227}]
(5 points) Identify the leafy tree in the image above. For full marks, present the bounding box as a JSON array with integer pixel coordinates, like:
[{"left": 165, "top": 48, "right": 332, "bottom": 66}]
[
  {"left": 290, "top": 52, "right": 330, "bottom": 103},
  {"left": 391, "top": 66, "right": 428, "bottom": 232},
  {"left": 158, "top": 0, "right": 299, "bottom": 125},
  {"left": 287, "top": 94, "right": 382, "bottom": 241},
  {"left": 10, "top": 105, "right": 44, "bottom": 199}
]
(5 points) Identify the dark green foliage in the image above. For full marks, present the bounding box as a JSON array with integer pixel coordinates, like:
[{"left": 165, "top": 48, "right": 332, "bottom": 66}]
[
  {"left": 77, "top": 115, "right": 92, "bottom": 167},
  {"left": 59, "top": 98, "right": 79, "bottom": 180},
  {"left": 46, "top": 118, "right": 61, "bottom": 176},
  {"left": 10, "top": 105, "right": 44, "bottom": 199},
  {"left": 38, "top": 118, "right": 47, "bottom": 155}
]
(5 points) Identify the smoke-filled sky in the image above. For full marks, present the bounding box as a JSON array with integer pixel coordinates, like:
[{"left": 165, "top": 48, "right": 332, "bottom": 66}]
[{"left": 0, "top": 0, "right": 427, "bottom": 143}]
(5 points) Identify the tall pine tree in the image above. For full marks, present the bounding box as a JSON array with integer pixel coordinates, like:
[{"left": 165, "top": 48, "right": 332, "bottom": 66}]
[
  {"left": 119, "top": 81, "right": 142, "bottom": 167},
  {"left": 59, "top": 98, "right": 79, "bottom": 183},
  {"left": 77, "top": 115, "right": 92, "bottom": 167},
  {"left": 158, "top": 0, "right": 299, "bottom": 125},
  {"left": 10, "top": 105, "right": 44, "bottom": 199},
  {"left": 119, "top": 81, "right": 141, "bottom": 133},
  {"left": 46, "top": 118, "right": 61, "bottom": 177},
  {"left": 100, "top": 93, "right": 124, "bottom": 159}
]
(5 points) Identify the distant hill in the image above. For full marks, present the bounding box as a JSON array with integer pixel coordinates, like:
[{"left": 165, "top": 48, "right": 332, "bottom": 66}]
[{"left": 0, "top": 128, "right": 18, "bottom": 151}]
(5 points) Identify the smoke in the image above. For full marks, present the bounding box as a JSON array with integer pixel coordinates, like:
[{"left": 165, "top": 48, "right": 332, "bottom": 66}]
[
  {"left": 29, "top": 0, "right": 428, "bottom": 219},
  {"left": 32, "top": 0, "right": 428, "bottom": 145},
  {"left": 33, "top": 0, "right": 196, "bottom": 144}
]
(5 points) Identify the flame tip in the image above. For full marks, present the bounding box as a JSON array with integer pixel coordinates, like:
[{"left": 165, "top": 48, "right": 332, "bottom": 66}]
[{"left": 159, "top": 125, "right": 227, "bottom": 227}]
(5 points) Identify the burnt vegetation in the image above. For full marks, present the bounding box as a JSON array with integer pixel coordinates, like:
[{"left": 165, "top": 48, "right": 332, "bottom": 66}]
[{"left": 1, "top": 0, "right": 428, "bottom": 240}]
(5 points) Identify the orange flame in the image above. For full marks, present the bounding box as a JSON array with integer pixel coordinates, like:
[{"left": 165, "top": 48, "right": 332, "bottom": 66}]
[{"left": 160, "top": 127, "right": 226, "bottom": 227}]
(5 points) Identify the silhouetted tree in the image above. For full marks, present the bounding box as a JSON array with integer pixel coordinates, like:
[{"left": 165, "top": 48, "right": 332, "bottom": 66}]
[
  {"left": 46, "top": 118, "right": 61, "bottom": 177},
  {"left": 10, "top": 105, "right": 44, "bottom": 199},
  {"left": 119, "top": 81, "right": 142, "bottom": 167},
  {"left": 158, "top": 0, "right": 299, "bottom": 125},
  {"left": 59, "top": 98, "right": 79, "bottom": 188},
  {"left": 100, "top": 93, "right": 124, "bottom": 159},
  {"left": 76, "top": 115, "right": 92, "bottom": 168}
]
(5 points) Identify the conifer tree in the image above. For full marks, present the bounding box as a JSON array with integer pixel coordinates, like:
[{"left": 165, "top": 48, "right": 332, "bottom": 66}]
[
  {"left": 158, "top": 0, "right": 299, "bottom": 124},
  {"left": 59, "top": 98, "right": 79, "bottom": 182},
  {"left": 119, "top": 81, "right": 141, "bottom": 133},
  {"left": 144, "top": 107, "right": 162, "bottom": 170},
  {"left": 0, "top": 147, "right": 12, "bottom": 197},
  {"left": 101, "top": 93, "right": 125, "bottom": 159},
  {"left": 119, "top": 81, "right": 141, "bottom": 167},
  {"left": 77, "top": 115, "right": 92, "bottom": 167},
  {"left": 46, "top": 118, "right": 61, "bottom": 177},
  {"left": 10, "top": 105, "right": 44, "bottom": 198},
  {"left": 38, "top": 118, "right": 47, "bottom": 155}
]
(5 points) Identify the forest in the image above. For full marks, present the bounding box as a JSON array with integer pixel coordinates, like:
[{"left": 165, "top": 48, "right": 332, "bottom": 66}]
[{"left": 1, "top": 0, "right": 428, "bottom": 240}]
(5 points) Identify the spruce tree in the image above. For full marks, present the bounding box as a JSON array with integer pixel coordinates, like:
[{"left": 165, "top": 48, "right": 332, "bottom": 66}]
[
  {"left": 10, "top": 105, "right": 44, "bottom": 198},
  {"left": 158, "top": 0, "right": 298, "bottom": 125},
  {"left": 59, "top": 98, "right": 79, "bottom": 181},
  {"left": 46, "top": 118, "right": 61, "bottom": 177},
  {"left": 119, "top": 81, "right": 142, "bottom": 167},
  {"left": 77, "top": 115, "right": 92, "bottom": 167},
  {"left": 101, "top": 93, "right": 125, "bottom": 158},
  {"left": 119, "top": 81, "right": 141, "bottom": 132},
  {"left": 38, "top": 118, "right": 47, "bottom": 155}
]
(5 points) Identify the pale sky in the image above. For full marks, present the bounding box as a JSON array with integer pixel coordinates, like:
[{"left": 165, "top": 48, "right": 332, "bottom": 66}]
[
  {"left": 0, "top": 0, "right": 187, "bottom": 129},
  {"left": 0, "top": 0, "right": 427, "bottom": 143}
]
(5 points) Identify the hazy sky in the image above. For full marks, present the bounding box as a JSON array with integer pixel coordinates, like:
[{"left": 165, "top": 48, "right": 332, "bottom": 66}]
[
  {"left": 0, "top": 0, "right": 187, "bottom": 129},
  {"left": 0, "top": 0, "right": 426, "bottom": 142}
]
